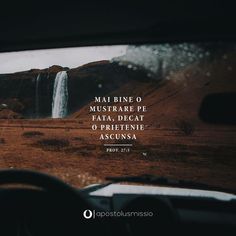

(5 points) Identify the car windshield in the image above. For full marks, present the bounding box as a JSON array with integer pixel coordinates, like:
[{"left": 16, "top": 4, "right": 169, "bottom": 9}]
[{"left": 0, "top": 43, "right": 235, "bottom": 191}]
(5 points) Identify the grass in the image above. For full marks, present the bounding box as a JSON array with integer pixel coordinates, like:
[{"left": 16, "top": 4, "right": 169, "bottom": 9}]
[
  {"left": 35, "top": 138, "right": 70, "bottom": 151},
  {"left": 66, "top": 147, "right": 91, "bottom": 156},
  {"left": 175, "top": 120, "right": 195, "bottom": 136},
  {"left": 22, "top": 131, "right": 44, "bottom": 138},
  {"left": 0, "top": 138, "right": 5, "bottom": 144},
  {"left": 73, "top": 136, "right": 84, "bottom": 141}
]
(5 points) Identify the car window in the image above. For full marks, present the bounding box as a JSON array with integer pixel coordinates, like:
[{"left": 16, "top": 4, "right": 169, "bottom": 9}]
[{"left": 0, "top": 43, "right": 235, "bottom": 191}]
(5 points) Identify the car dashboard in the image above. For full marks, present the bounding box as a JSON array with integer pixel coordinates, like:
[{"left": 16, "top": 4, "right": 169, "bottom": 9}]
[{"left": 84, "top": 184, "right": 236, "bottom": 235}]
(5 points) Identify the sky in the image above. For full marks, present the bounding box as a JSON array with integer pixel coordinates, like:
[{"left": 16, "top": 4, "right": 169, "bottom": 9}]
[{"left": 0, "top": 45, "right": 127, "bottom": 73}]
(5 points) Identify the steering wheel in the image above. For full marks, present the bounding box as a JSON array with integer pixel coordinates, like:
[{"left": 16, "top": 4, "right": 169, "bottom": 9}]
[
  {"left": 0, "top": 169, "right": 102, "bottom": 236},
  {"left": 0, "top": 169, "right": 83, "bottom": 195}
]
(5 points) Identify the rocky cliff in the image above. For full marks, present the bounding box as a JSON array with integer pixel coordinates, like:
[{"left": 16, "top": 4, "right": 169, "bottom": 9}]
[{"left": 0, "top": 61, "right": 154, "bottom": 119}]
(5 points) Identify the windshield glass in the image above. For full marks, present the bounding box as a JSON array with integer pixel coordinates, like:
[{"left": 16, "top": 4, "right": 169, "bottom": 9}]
[{"left": 0, "top": 43, "right": 235, "bottom": 191}]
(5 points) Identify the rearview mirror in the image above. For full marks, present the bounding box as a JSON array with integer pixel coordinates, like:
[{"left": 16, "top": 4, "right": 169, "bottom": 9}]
[{"left": 199, "top": 92, "right": 236, "bottom": 125}]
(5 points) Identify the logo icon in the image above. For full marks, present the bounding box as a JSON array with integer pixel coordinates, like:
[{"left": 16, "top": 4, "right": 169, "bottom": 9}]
[{"left": 83, "top": 209, "right": 93, "bottom": 219}]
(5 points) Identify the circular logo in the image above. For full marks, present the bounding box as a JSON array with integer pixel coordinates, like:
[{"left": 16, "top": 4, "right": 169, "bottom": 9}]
[{"left": 83, "top": 209, "right": 93, "bottom": 219}]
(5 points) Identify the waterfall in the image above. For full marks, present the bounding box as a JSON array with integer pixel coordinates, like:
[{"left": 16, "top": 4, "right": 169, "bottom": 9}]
[
  {"left": 52, "top": 71, "right": 68, "bottom": 118},
  {"left": 35, "top": 73, "right": 41, "bottom": 117}
]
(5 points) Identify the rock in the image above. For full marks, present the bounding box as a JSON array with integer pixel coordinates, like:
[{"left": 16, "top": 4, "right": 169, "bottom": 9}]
[
  {"left": 0, "top": 109, "right": 23, "bottom": 119},
  {"left": 48, "top": 65, "right": 65, "bottom": 73},
  {"left": 1, "top": 98, "right": 24, "bottom": 113}
]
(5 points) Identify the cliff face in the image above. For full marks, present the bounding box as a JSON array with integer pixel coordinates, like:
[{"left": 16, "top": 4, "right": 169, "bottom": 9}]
[
  {"left": 0, "top": 61, "right": 153, "bottom": 118},
  {"left": 0, "top": 66, "right": 62, "bottom": 118}
]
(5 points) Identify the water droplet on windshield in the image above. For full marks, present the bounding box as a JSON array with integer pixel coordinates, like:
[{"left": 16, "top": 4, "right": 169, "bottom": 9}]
[
  {"left": 223, "top": 54, "right": 228, "bottom": 60},
  {"left": 153, "top": 50, "right": 159, "bottom": 55}
]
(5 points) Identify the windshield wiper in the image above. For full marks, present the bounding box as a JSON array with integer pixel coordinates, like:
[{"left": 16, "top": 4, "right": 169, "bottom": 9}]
[{"left": 104, "top": 174, "right": 236, "bottom": 194}]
